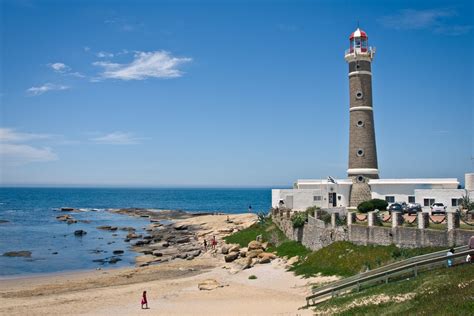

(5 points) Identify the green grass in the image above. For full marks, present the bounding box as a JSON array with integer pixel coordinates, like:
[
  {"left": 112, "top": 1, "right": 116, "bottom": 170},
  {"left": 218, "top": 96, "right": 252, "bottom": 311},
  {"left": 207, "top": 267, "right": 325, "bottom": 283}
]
[
  {"left": 224, "top": 219, "right": 311, "bottom": 259},
  {"left": 291, "top": 241, "right": 443, "bottom": 278},
  {"left": 313, "top": 264, "right": 474, "bottom": 315}
]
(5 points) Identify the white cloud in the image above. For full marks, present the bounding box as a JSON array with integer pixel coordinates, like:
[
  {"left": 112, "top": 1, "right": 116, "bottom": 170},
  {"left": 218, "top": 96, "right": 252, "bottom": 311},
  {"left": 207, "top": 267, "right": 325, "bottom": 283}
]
[
  {"left": 97, "top": 51, "right": 114, "bottom": 58},
  {"left": 91, "top": 132, "right": 143, "bottom": 145},
  {"left": 0, "top": 128, "right": 52, "bottom": 142},
  {"left": 93, "top": 50, "right": 192, "bottom": 80},
  {"left": 27, "top": 83, "right": 69, "bottom": 96},
  {"left": 0, "top": 143, "right": 58, "bottom": 164},
  {"left": 378, "top": 9, "right": 472, "bottom": 35},
  {"left": 49, "top": 62, "right": 70, "bottom": 73}
]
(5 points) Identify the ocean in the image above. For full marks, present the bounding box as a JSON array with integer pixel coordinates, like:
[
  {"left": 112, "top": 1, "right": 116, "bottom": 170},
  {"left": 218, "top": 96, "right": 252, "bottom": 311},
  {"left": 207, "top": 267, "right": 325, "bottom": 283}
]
[{"left": 0, "top": 187, "right": 271, "bottom": 277}]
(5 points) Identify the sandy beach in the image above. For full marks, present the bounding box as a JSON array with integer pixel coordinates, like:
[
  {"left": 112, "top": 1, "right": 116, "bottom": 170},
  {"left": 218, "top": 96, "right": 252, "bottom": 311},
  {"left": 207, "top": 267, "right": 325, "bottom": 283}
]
[{"left": 0, "top": 213, "right": 333, "bottom": 315}]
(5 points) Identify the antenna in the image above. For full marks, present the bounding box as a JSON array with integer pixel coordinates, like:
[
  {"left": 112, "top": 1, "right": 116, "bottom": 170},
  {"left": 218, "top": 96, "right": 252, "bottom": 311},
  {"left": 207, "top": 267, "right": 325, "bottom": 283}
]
[{"left": 357, "top": 20, "right": 360, "bottom": 28}]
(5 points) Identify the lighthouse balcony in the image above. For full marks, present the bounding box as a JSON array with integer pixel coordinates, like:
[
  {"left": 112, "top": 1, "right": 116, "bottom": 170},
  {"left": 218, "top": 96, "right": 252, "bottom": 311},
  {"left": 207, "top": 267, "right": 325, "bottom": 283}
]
[{"left": 344, "top": 47, "right": 376, "bottom": 61}]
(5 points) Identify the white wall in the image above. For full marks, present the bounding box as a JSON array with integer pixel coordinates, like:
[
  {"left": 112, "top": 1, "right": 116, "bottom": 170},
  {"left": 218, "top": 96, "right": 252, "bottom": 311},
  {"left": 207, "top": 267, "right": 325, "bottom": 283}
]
[{"left": 414, "top": 189, "right": 473, "bottom": 212}]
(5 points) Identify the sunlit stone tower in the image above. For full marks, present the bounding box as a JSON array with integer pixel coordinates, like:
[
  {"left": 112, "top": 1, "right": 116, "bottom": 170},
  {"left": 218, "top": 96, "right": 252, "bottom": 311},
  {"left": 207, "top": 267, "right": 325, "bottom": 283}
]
[{"left": 344, "top": 28, "right": 378, "bottom": 207}]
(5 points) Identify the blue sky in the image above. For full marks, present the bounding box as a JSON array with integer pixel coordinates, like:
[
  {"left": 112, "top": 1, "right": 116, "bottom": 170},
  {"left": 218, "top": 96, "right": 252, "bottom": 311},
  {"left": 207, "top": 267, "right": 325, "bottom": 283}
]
[{"left": 1, "top": 0, "right": 473, "bottom": 187}]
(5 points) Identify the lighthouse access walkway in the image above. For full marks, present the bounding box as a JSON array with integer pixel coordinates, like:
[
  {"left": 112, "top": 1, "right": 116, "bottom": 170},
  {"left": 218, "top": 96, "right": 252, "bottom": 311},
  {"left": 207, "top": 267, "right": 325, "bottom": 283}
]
[{"left": 305, "top": 244, "right": 473, "bottom": 307}]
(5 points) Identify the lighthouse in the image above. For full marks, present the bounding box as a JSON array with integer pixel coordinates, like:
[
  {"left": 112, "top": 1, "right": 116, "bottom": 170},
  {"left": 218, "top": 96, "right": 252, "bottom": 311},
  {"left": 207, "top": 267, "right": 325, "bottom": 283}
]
[{"left": 345, "top": 28, "right": 378, "bottom": 207}]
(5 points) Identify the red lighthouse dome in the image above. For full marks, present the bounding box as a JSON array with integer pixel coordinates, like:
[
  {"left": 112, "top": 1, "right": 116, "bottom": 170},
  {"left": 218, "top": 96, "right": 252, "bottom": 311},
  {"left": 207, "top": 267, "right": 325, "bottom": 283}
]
[{"left": 349, "top": 28, "right": 368, "bottom": 53}]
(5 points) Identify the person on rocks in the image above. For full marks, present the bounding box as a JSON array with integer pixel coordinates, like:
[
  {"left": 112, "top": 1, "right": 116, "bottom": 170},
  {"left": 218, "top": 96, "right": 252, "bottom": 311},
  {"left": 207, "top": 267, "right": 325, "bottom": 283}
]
[
  {"left": 248, "top": 205, "right": 252, "bottom": 213},
  {"left": 203, "top": 239, "right": 208, "bottom": 251},
  {"left": 141, "top": 291, "right": 149, "bottom": 309}
]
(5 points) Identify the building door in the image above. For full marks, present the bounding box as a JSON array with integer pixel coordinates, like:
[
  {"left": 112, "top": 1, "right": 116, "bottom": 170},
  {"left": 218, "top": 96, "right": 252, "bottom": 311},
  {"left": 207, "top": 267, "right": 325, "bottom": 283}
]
[{"left": 328, "top": 193, "right": 337, "bottom": 207}]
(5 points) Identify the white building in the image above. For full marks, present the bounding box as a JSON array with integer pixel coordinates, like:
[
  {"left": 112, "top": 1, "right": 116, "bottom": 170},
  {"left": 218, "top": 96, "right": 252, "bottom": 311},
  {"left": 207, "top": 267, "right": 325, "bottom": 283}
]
[{"left": 272, "top": 174, "right": 473, "bottom": 212}]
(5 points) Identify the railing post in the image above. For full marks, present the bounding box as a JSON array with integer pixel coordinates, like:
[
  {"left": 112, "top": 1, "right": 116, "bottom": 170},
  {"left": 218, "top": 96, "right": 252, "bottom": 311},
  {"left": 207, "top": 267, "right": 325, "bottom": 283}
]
[
  {"left": 447, "top": 211, "right": 460, "bottom": 230},
  {"left": 418, "top": 212, "right": 429, "bottom": 229},
  {"left": 392, "top": 211, "right": 403, "bottom": 228},
  {"left": 347, "top": 212, "right": 356, "bottom": 226},
  {"left": 368, "top": 211, "right": 375, "bottom": 227},
  {"left": 414, "top": 264, "right": 418, "bottom": 277},
  {"left": 331, "top": 213, "right": 338, "bottom": 228}
]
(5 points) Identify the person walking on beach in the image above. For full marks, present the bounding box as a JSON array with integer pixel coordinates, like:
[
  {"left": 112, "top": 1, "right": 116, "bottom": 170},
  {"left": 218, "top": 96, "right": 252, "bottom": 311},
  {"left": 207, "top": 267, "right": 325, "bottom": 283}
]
[
  {"left": 203, "top": 239, "right": 208, "bottom": 251},
  {"left": 141, "top": 291, "right": 148, "bottom": 309},
  {"left": 248, "top": 205, "right": 252, "bottom": 213},
  {"left": 211, "top": 235, "right": 217, "bottom": 250}
]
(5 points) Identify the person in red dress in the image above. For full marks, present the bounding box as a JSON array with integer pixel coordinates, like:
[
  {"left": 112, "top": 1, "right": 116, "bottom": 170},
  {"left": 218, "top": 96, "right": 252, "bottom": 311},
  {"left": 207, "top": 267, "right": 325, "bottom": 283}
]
[{"left": 141, "top": 291, "right": 148, "bottom": 309}]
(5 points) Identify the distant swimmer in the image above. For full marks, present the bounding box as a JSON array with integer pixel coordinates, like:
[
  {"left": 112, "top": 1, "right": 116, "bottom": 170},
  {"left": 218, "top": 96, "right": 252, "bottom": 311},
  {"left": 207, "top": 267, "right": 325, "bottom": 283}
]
[{"left": 248, "top": 205, "right": 252, "bottom": 213}]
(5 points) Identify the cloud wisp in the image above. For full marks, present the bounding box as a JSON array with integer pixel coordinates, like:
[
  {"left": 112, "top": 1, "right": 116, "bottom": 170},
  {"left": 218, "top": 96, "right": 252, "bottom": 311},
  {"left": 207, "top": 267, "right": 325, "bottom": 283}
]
[
  {"left": 0, "top": 128, "right": 58, "bottom": 165},
  {"left": 378, "top": 9, "right": 472, "bottom": 35},
  {"left": 93, "top": 50, "right": 192, "bottom": 81},
  {"left": 26, "top": 83, "right": 69, "bottom": 96},
  {"left": 49, "top": 62, "right": 71, "bottom": 73},
  {"left": 0, "top": 128, "right": 52, "bottom": 142},
  {"left": 91, "top": 132, "right": 144, "bottom": 145}
]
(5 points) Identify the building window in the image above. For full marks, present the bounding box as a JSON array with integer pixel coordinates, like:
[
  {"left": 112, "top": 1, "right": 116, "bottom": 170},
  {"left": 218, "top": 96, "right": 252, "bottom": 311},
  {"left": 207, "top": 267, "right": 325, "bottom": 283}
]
[
  {"left": 408, "top": 196, "right": 415, "bottom": 203},
  {"left": 357, "top": 175, "right": 364, "bottom": 183},
  {"left": 355, "top": 91, "right": 363, "bottom": 99},
  {"left": 356, "top": 149, "right": 364, "bottom": 157},
  {"left": 451, "top": 198, "right": 461, "bottom": 207},
  {"left": 356, "top": 120, "right": 364, "bottom": 127},
  {"left": 313, "top": 196, "right": 322, "bottom": 201},
  {"left": 385, "top": 196, "right": 395, "bottom": 203},
  {"left": 424, "top": 198, "right": 435, "bottom": 207}
]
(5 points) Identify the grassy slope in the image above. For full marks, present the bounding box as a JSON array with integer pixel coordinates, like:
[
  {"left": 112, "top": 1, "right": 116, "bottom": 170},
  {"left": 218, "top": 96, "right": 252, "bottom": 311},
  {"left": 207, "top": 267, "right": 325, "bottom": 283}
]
[
  {"left": 291, "top": 241, "right": 443, "bottom": 277},
  {"left": 313, "top": 264, "right": 474, "bottom": 315}
]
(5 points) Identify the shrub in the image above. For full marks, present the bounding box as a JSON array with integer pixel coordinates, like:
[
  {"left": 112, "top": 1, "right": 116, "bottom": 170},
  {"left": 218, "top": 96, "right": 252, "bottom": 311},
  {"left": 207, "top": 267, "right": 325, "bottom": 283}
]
[
  {"left": 318, "top": 210, "right": 332, "bottom": 224},
  {"left": 291, "top": 212, "right": 307, "bottom": 228},
  {"left": 371, "top": 199, "right": 388, "bottom": 211},
  {"left": 305, "top": 206, "right": 320, "bottom": 217},
  {"left": 248, "top": 275, "right": 257, "bottom": 280},
  {"left": 358, "top": 201, "right": 375, "bottom": 213}
]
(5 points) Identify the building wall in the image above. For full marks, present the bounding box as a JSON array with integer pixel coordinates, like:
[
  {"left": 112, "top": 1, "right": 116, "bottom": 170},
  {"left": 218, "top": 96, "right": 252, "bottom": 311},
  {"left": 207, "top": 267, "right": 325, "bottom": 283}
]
[
  {"left": 272, "top": 208, "right": 473, "bottom": 250},
  {"left": 272, "top": 185, "right": 352, "bottom": 210},
  {"left": 414, "top": 189, "right": 473, "bottom": 212}
]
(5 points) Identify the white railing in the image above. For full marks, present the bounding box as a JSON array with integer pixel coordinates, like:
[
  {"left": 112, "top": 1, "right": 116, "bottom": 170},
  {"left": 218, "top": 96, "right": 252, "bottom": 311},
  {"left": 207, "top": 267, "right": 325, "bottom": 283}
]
[{"left": 345, "top": 46, "right": 376, "bottom": 57}]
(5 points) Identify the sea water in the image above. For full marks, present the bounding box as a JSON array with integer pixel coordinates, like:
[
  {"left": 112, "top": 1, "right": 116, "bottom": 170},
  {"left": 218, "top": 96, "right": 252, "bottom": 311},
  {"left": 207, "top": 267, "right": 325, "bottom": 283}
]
[{"left": 0, "top": 188, "right": 271, "bottom": 277}]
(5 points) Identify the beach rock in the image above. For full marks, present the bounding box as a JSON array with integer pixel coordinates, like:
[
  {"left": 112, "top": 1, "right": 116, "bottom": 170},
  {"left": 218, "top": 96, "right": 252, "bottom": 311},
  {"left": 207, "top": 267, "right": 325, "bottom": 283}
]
[
  {"left": 186, "top": 255, "right": 195, "bottom": 260},
  {"left": 120, "top": 227, "right": 135, "bottom": 231},
  {"left": 286, "top": 256, "right": 299, "bottom": 267},
  {"left": 177, "top": 253, "right": 188, "bottom": 260},
  {"left": 152, "top": 250, "right": 163, "bottom": 257},
  {"left": 3, "top": 251, "right": 32, "bottom": 257},
  {"left": 261, "top": 242, "right": 268, "bottom": 251},
  {"left": 109, "top": 226, "right": 118, "bottom": 231},
  {"left": 52, "top": 252, "right": 58, "bottom": 255},
  {"left": 124, "top": 238, "right": 130, "bottom": 242},
  {"left": 143, "top": 235, "right": 153, "bottom": 240},
  {"left": 67, "top": 219, "right": 78, "bottom": 224},
  {"left": 97, "top": 225, "right": 112, "bottom": 230},
  {"left": 259, "top": 257, "right": 271, "bottom": 264},
  {"left": 218, "top": 227, "right": 234, "bottom": 233},
  {"left": 74, "top": 230, "right": 87, "bottom": 236},
  {"left": 258, "top": 252, "right": 276, "bottom": 264},
  {"left": 224, "top": 252, "right": 239, "bottom": 263},
  {"left": 221, "top": 245, "right": 231, "bottom": 255},
  {"left": 176, "top": 237, "right": 190, "bottom": 244},
  {"left": 239, "top": 247, "right": 248, "bottom": 257},
  {"left": 109, "top": 257, "right": 121, "bottom": 264},
  {"left": 229, "top": 245, "right": 240, "bottom": 253},
  {"left": 174, "top": 224, "right": 188, "bottom": 231},
  {"left": 246, "top": 249, "right": 264, "bottom": 259},
  {"left": 56, "top": 214, "right": 73, "bottom": 221},
  {"left": 248, "top": 241, "right": 263, "bottom": 251},
  {"left": 0, "top": 220, "right": 10, "bottom": 224},
  {"left": 198, "top": 279, "right": 223, "bottom": 291},
  {"left": 113, "top": 250, "right": 124, "bottom": 255},
  {"left": 126, "top": 233, "right": 141, "bottom": 239},
  {"left": 190, "top": 249, "right": 201, "bottom": 257},
  {"left": 60, "top": 207, "right": 75, "bottom": 211},
  {"left": 135, "top": 255, "right": 160, "bottom": 266}
]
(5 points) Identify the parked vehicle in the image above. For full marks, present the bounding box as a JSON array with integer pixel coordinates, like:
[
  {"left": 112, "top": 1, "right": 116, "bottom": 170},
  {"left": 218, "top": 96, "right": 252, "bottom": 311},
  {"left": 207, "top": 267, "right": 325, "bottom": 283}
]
[
  {"left": 430, "top": 203, "right": 447, "bottom": 215},
  {"left": 388, "top": 203, "right": 404, "bottom": 213},
  {"left": 406, "top": 203, "right": 422, "bottom": 215}
]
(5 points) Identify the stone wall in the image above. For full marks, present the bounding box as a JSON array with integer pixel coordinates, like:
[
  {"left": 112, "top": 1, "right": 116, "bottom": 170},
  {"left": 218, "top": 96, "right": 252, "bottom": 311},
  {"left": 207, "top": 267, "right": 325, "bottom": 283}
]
[{"left": 271, "top": 208, "right": 474, "bottom": 250}]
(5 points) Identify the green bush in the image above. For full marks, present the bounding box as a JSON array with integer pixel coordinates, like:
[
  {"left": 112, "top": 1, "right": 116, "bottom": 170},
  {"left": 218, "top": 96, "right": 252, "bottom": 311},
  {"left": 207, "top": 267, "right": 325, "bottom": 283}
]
[
  {"left": 291, "top": 212, "right": 307, "bottom": 228},
  {"left": 371, "top": 199, "right": 388, "bottom": 211},
  {"left": 305, "top": 206, "right": 320, "bottom": 217},
  {"left": 358, "top": 201, "right": 375, "bottom": 213},
  {"left": 318, "top": 210, "right": 332, "bottom": 224},
  {"left": 248, "top": 275, "right": 257, "bottom": 280}
]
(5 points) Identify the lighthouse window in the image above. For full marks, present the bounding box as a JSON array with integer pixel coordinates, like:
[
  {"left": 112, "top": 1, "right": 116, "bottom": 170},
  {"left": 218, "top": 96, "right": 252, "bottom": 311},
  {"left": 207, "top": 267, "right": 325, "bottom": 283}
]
[
  {"left": 357, "top": 149, "right": 364, "bottom": 157},
  {"left": 357, "top": 176, "right": 364, "bottom": 183},
  {"left": 356, "top": 91, "right": 363, "bottom": 99},
  {"left": 356, "top": 120, "right": 364, "bottom": 127}
]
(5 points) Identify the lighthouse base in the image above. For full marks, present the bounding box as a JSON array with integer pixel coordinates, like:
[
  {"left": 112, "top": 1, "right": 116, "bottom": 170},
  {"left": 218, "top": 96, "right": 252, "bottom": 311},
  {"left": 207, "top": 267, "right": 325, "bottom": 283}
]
[{"left": 348, "top": 176, "right": 372, "bottom": 208}]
